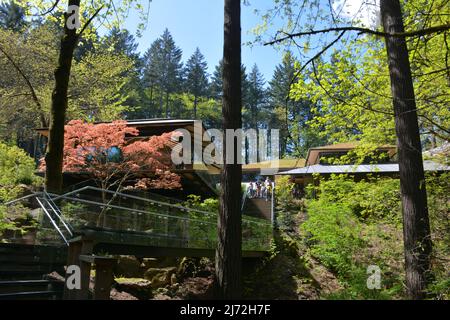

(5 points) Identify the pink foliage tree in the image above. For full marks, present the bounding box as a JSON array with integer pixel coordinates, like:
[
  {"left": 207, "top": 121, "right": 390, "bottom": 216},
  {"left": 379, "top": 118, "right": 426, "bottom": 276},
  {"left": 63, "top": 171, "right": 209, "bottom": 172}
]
[
  {"left": 50, "top": 119, "right": 181, "bottom": 189},
  {"left": 40, "top": 120, "right": 181, "bottom": 224},
  {"left": 41, "top": 120, "right": 181, "bottom": 221}
]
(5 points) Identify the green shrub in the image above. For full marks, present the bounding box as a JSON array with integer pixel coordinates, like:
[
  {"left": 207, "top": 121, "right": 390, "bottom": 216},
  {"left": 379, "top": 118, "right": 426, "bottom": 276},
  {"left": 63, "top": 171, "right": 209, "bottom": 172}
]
[
  {"left": 0, "top": 142, "right": 40, "bottom": 202},
  {"left": 275, "top": 176, "right": 295, "bottom": 205},
  {"left": 426, "top": 172, "right": 450, "bottom": 299},
  {"left": 301, "top": 173, "right": 449, "bottom": 299},
  {"left": 274, "top": 176, "right": 305, "bottom": 231},
  {"left": 183, "top": 195, "right": 218, "bottom": 213},
  {"left": 308, "top": 175, "right": 401, "bottom": 221},
  {"left": 0, "top": 142, "right": 41, "bottom": 236},
  {"left": 301, "top": 200, "right": 363, "bottom": 276}
]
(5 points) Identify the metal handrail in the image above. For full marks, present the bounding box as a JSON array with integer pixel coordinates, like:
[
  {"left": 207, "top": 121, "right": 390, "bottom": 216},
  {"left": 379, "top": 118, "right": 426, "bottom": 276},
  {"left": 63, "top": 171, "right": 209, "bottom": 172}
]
[
  {"left": 57, "top": 193, "right": 271, "bottom": 226},
  {"left": 3, "top": 185, "right": 272, "bottom": 250},
  {"left": 36, "top": 197, "right": 69, "bottom": 246},
  {"left": 51, "top": 186, "right": 216, "bottom": 216},
  {"left": 50, "top": 186, "right": 271, "bottom": 225},
  {"left": 57, "top": 195, "right": 217, "bottom": 225},
  {"left": 3, "top": 192, "right": 43, "bottom": 206},
  {"left": 42, "top": 194, "right": 74, "bottom": 237},
  {"left": 43, "top": 191, "right": 62, "bottom": 215}
]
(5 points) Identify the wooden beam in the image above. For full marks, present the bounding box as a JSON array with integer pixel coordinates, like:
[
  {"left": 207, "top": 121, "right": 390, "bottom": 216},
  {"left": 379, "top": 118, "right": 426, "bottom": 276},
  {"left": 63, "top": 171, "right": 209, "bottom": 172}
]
[{"left": 79, "top": 255, "right": 117, "bottom": 300}]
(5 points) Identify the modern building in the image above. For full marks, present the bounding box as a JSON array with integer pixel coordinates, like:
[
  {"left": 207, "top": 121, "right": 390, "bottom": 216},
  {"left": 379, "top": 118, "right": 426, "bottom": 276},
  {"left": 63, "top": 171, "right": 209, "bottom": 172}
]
[
  {"left": 36, "top": 119, "right": 221, "bottom": 198},
  {"left": 276, "top": 142, "right": 449, "bottom": 196}
]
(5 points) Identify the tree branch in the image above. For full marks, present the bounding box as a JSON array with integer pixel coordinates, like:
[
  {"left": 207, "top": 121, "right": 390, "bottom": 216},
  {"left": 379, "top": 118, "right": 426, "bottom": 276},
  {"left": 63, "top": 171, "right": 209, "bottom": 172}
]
[
  {"left": 265, "top": 24, "right": 450, "bottom": 46},
  {"left": 282, "top": 31, "right": 346, "bottom": 151},
  {"left": 77, "top": 6, "right": 104, "bottom": 37},
  {"left": 0, "top": 44, "right": 47, "bottom": 127},
  {"left": 40, "top": 0, "right": 61, "bottom": 16},
  {"left": 419, "top": 114, "right": 450, "bottom": 136}
]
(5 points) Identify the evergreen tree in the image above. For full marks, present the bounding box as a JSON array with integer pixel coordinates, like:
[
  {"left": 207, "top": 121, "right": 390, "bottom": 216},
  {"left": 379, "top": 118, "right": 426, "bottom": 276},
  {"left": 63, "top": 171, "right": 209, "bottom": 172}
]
[
  {"left": 104, "top": 27, "right": 143, "bottom": 119},
  {"left": 0, "top": 1, "right": 26, "bottom": 31},
  {"left": 210, "top": 60, "right": 224, "bottom": 100},
  {"left": 267, "top": 51, "right": 320, "bottom": 157},
  {"left": 210, "top": 59, "right": 249, "bottom": 102},
  {"left": 105, "top": 27, "right": 139, "bottom": 59},
  {"left": 267, "top": 51, "right": 297, "bottom": 156},
  {"left": 184, "top": 47, "right": 209, "bottom": 118},
  {"left": 142, "top": 29, "right": 183, "bottom": 118},
  {"left": 142, "top": 39, "right": 163, "bottom": 117},
  {"left": 244, "top": 64, "right": 265, "bottom": 129}
]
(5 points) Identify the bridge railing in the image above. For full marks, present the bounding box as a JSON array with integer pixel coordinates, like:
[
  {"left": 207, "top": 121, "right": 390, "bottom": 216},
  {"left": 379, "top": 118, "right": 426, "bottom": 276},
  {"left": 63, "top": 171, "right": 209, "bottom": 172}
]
[
  {"left": 1, "top": 186, "right": 273, "bottom": 251},
  {"left": 53, "top": 186, "right": 273, "bottom": 251}
]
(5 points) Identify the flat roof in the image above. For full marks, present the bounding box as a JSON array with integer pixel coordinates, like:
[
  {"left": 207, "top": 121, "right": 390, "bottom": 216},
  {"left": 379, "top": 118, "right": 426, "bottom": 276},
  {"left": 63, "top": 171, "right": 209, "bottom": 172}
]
[
  {"left": 243, "top": 158, "right": 305, "bottom": 171},
  {"left": 277, "top": 161, "right": 450, "bottom": 175},
  {"left": 35, "top": 119, "right": 200, "bottom": 136},
  {"left": 305, "top": 142, "right": 397, "bottom": 165}
]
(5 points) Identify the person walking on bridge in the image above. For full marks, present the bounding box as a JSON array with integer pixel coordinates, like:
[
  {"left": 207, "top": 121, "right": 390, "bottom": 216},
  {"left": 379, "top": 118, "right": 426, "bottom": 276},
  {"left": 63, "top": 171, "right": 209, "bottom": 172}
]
[{"left": 264, "top": 177, "right": 272, "bottom": 201}]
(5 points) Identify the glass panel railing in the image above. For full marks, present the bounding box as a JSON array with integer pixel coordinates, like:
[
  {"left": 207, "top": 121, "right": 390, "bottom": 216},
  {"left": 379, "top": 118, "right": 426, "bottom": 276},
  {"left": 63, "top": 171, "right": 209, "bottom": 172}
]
[
  {"left": 53, "top": 187, "right": 272, "bottom": 251},
  {"left": 1, "top": 193, "right": 69, "bottom": 246},
  {"left": 1, "top": 187, "right": 273, "bottom": 251}
]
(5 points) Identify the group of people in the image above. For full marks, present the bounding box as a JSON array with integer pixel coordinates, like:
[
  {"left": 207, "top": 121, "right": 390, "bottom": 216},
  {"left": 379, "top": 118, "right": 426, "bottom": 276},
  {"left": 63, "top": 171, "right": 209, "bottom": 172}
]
[{"left": 246, "top": 177, "right": 273, "bottom": 200}]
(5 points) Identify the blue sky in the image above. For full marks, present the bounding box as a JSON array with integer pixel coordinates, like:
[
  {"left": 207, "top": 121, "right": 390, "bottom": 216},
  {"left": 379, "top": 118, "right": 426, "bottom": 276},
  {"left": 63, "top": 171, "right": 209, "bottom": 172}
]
[{"left": 123, "top": 0, "right": 284, "bottom": 84}]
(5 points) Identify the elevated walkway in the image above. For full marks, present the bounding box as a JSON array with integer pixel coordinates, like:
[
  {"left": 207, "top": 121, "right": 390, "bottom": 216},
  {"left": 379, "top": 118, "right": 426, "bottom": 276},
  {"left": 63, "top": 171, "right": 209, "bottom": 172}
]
[{"left": 2, "top": 186, "right": 273, "bottom": 299}]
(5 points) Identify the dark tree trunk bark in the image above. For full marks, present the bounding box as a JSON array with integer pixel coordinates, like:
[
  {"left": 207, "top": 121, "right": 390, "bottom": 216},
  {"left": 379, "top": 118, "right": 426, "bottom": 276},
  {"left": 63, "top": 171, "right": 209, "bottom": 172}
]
[
  {"left": 149, "top": 84, "right": 154, "bottom": 118},
  {"left": 45, "top": 0, "right": 80, "bottom": 194},
  {"left": 380, "top": 0, "right": 433, "bottom": 300},
  {"left": 165, "top": 91, "right": 169, "bottom": 118},
  {"left": 193, "top": 95, "right": 197, "bottom": 119},
  {"left": 215, "top": 0, "right": 242, "bottom": 299}
]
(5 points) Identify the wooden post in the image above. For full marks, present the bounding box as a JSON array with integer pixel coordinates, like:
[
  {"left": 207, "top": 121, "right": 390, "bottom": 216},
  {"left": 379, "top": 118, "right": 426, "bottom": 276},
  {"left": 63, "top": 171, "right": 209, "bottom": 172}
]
[
  {"left": 64, "top": 237, "right": 93, "bottom": 300},
  {"left": 93, "top": 258, "right": 117, "bottom": 300},
  {"left": 79, "top": 255, "right": 117, "bottom": 300},
  {"left": 63, "top": 241, "right": 81, "bottom": 300},
  {"left": 75, "top": 239, "right": 93, "bottom": 300}
]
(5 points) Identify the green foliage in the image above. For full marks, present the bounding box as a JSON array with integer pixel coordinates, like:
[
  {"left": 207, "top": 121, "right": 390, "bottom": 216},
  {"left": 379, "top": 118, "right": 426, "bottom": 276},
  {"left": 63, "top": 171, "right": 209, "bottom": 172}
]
[
  {"left": 0, "top": 142, "right": 40, "bottom": 202},
  {"left": 0, "top": 141, "right": 40, "bottom": 236},
  {"left": 0, "top": 25, "right": 136, "bottom": 145},
  {"left": 0, "top": 204, "right": 15, "bottom": 236},
  {"left": 243, "top": 64, "right": 266, "bottom": 130},
  {"left": 182, "top": 195, "right": 218, "bottom": 248},
  {"left": 426, "top": 172, "right": 450, "bottom": 299},
  {"left": 267, "top": 51, "right": 324, "bottom": 156},
  {"left": 300, "top": 173, "right": 449, "bottom": 299},
  {"left": 290, "top": 38, "right": 397, "bottom": 147},
  {"left": 275, "top": 176, "right": 294, "bottom": 204},
  {"left": 183, "top": 195, "right": 272, "bottom": 251},
  {"left": 0, "top": 1, "right": 27, "bottom": 31},
  {"left": 274, "top": 176, "right": 304, "bottom": 231},
  {"left": 184, "top": 48, "right": 209, "bottom": 105},
  {"left": 309, "top": 175, "right": 401, "bottom": 220},
  {"left": 183, "top": 195, "right": 219, "bottom": 213},
  {"left": 301, "top": 200, "right": 362, "bottom": 276},
  {"left": 301, "top": 192, "right": 404, "bottom": 298},
  {"left": 140, "top": 29, "right": 183, "bottom": 118},
  {"left": 68, "top": 51, "right": 135, "bottom": 121}
]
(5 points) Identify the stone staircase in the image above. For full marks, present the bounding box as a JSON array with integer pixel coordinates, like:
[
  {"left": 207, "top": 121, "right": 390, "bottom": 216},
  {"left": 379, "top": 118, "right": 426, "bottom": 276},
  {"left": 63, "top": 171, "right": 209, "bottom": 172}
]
[{"left": 0, "top": 243, "right": 67, "bottom": 300}]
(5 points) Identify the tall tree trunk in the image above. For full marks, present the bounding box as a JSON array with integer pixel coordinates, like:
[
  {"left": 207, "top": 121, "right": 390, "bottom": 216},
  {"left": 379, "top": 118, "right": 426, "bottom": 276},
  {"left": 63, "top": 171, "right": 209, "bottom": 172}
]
[
  {"left": 159, "top": 93, "right": 163, "bottom": 117},
  {"left": 380, "top": 0, "right": 432, "bottom": 299},
  {"left": 165, "top": 91, "right": 169, "bottom": 118},
  {"left": 45, "top": 0, "right": 80, "bottom": 194},
  {"left": 149, "top": 84, "right": 154, "bottom": 118},
  {"left": 215, "top": 0, "right": 242, "bottom": 299},
  {"left": 193, "top": 95, "right": 197, "bottom": 119}
]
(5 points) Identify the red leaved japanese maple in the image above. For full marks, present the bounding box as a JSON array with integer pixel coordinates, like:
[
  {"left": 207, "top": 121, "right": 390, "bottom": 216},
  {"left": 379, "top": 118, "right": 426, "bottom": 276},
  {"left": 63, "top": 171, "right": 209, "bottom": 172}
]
[{"left": 40, "top": 120, "right": 181, "bottom": 192}]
